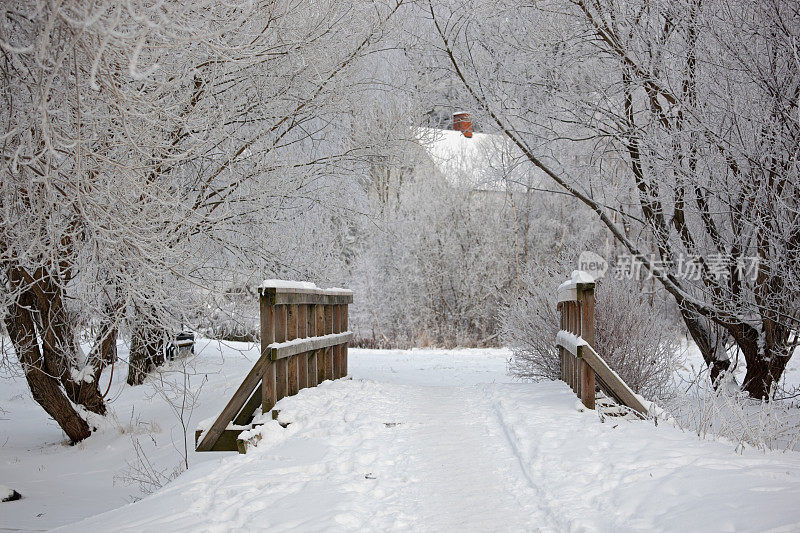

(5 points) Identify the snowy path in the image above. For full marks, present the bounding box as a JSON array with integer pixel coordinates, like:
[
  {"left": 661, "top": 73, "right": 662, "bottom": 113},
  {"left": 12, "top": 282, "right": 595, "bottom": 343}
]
[
  {"left": 6, "top": 345, "right": 800, "bottom": 532},
  {"left": 383, "top": 386, "right": 546, "bottom": 531},
  {"left": 58, "top": 380, "right": 800, "bottom": 532}
]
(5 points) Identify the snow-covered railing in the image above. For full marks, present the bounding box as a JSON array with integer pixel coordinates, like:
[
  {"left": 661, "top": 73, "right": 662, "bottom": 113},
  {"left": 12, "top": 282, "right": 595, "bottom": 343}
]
[
  {"left": 555, "top": 272, "right": 648, "bottom": 416},
  {"left": 195, "top": 280, "right": 353, "bottom": 452}
]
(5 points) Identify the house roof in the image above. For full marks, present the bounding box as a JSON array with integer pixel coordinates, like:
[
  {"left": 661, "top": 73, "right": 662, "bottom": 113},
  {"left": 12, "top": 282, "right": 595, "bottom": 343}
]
[{"left": 416, "top": 126, "right": 536, "bottom": 192}]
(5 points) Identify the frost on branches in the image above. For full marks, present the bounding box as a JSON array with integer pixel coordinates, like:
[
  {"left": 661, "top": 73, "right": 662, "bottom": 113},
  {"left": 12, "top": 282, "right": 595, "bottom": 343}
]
[
  {"left": 0, "top": 0, "right": 402, "bottom": 442},
  {"left": 428, "top": 0, "right": 800, "bottom": 397}
]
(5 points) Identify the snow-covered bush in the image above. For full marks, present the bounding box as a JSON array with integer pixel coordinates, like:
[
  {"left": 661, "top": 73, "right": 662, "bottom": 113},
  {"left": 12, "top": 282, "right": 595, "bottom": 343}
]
[
  {"left": 193, "top": 288, "right": 260, "bottom": 343},
  {"left": 502, "top": 263, "right": 679, "bottom": 402},
  {"left": 667, "top": 365, "right": 800, "bottom": 452}
]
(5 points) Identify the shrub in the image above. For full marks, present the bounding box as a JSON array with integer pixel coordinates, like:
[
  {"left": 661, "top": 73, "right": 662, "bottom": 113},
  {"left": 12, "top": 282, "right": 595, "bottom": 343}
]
[{"left": 502, "top": 265, "right": 679, "bottom": 402}]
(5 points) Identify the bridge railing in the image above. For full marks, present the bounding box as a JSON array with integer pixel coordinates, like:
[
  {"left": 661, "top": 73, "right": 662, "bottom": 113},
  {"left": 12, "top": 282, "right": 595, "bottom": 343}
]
[
  {"left": 555, "top": 272, "right": 648, "bottom": 415},
  {"left": 195, "top": 282, "right": 353, "bottom": 452}
]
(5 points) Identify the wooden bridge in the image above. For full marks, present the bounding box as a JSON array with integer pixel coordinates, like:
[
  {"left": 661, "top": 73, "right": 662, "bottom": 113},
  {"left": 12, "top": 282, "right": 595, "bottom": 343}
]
[
  {"left": 197, "top": 272, "right": 648, "bottom": 453},
  {"left": 555, "top": 272, "right": 649, "bottom": 416},
  {"left": 195, "top": 282, "right": 353, "bottom": 452}
]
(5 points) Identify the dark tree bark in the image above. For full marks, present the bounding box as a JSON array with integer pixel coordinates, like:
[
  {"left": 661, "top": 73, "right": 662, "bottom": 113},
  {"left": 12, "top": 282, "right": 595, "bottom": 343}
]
[
  {"left": 127, "top": 311, "right": 166, "bottom": 386},
  {"left": 4, "top": 288, "right": 92, "bottom": 443}
]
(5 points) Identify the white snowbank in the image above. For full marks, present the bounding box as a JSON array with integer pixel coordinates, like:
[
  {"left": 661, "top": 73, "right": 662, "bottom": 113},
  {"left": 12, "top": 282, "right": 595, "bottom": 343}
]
[
  {"left": 1, "top": 484, "right": 15, "bottom": 501},
  {"left": 7, "top": 341, "right": 800, "bottom": 532},
  {"left": 56, "top": 377, "right": 800, "bottom": 533}
]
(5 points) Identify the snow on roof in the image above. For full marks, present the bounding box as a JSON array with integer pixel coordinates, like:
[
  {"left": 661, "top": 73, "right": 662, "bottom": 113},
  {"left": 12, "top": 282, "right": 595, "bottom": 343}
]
[{"left": 417, "top": 127, "right": 535, "bottom": 192}]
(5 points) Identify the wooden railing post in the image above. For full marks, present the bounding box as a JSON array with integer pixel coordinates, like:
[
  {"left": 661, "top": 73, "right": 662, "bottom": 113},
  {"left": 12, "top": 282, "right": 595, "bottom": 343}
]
[
  {"left": 275, "top": 304, "right": 288, "bottom": 401},
  {"left": 287, "top": 304, "right": 299, "bottom": 396},
  {"left": 307, "top": 304, "right": 318, "bottom": 387},
  {"left": 558, "top": 302, "right": 564, "bottom": 382},
  {"left": 261, "top": 296, "right": 277, "bottom": 414},
  {"left": 297, "top": 305, "right": 309, "bottom": 390},
  {"left": 578, "top": 283, "right": 596, "bottom": 409},
  {"left": 324, "top": 304, "right": 334, "bottom": 380},
  {"left": 342, "top": 304, "right": 350, "bottom": 377},
  {"left": 315, "top": 304, "right": 326, "bottom": 384},
  {"left": 556, "top": 275, "right": 648, "bottom": 416},
  {"left": 198, "top": 284, "right": 353, "bottom": 453},
  {"left": 333, "top": 305, "right": 343, "bottom": 378}
]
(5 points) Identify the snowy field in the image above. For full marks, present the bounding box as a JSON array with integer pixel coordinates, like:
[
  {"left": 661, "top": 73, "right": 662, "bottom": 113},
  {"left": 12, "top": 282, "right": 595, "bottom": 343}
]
[{"left": 3, "top": 342, "right": 800, "bottom": 532}]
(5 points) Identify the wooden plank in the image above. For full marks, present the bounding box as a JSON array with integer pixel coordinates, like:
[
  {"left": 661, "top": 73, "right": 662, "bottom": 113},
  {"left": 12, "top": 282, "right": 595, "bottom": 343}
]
[
  {"left": 196, "top": 353, "right": 268, "bottom": 451},
  {"left": 233, "top": 389, "right": 262, "bottom": 426},
  {"left": 324, "top": 305, "right": 334, "bottom": 381},
  {"left": 569, "top": 303, "right": 576, "bottom": 392},
  {"left": 580, "top": 283, "right": 595, "bottom": 409},
  {"left": 580, "top": 284, "right": 596, "bottom": 348},
  {"left": 195, "top": 428, "right": 245, "bottom": 452},
  {"left": 558, "top": 302, "right": 565, "bottom": 382},
  {"left": 268, "top": 332, "right": 354, "bottom": 360},
  {"left": 287, "top": 304, "right": 299, "bottom": 396},
  {"left": 581, "top": 358, "right": 595, "bottom": 409},
  {"left": 342, "top": 304, "right": 349, "bottom": 376},
  {"left": 297, "top": 305, "right": 308, "bottom": 390},
  {"left": 259, "top": 287, "right": 353, "bottom": 306},
  {"left": 288, "top": 355, "right": 299, "bottom": 396},
  {"left": 262, "top": 361, "right": 276, "bottom": 413},
  {"left": 287, "top": 304, "right": 299, "bottom": 341},
  {"left": 261, "top": 296, "right": 277, "bottom": 414},
  {"left": 580, "top": 344, "right": 648, "bottom": 415},
  {"left": 333, "top": 305, "right": 342, "bottom": 379},
  {"left": 275, "top": 305, "right": 288, "bottom": 401},
  {"left": 576, "top": 345, "right": 582, "bottom": 398},
  {"left": 276, "top": 358, "right": 288, "bottom": 400},
  {"left": 307, "top": 304, "right": 318, "bottom": 387},
  {"left": 316, "top": 304, "right": 326, "bottom": 384}
]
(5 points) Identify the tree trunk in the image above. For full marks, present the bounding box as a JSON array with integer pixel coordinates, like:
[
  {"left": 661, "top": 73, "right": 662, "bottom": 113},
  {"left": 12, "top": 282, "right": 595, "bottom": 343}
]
[
  {"left": 741, "top": 346, "right": 789, "bottom": 399},
  {"left": 739, "top": 315, "right": 792, "bottom": 399},
  {"left": 679, "top": 308, "right": 733, "bottom": 386},
  {"left": 127, "top": 314, "right": 165, "bottom": 386},
  {"left": 4, "top": 298, "right": 92, "bottom": 443},
  {"left": 32, "top": 276, "right": 107, "bottom": 415}
]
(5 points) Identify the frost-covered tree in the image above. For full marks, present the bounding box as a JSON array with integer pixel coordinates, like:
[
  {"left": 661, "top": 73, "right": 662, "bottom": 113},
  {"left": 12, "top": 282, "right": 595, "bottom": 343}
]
[
  {"left": 0, "top": 0, "right": 403, "bottom": 442},
  {"left": 426, "top": 0, "right": 800, "bottom": 397}
]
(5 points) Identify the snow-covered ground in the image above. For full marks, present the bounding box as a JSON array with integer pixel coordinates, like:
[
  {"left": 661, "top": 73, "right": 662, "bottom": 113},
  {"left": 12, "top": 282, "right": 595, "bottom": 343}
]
[{"left": 3, "top": 342, "right": 800, "bottom": 531}]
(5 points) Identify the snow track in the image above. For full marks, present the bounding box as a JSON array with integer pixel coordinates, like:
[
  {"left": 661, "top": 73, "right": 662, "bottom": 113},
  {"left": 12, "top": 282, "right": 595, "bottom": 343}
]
[{"left": 58, "top": 379, "right": 800, "bottom": 532}]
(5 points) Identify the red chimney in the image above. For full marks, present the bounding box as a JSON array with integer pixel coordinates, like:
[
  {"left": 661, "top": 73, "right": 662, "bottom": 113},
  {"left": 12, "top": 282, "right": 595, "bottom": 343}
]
[{"left": 453, "top": 112, "right": 473, "bottom": 138}]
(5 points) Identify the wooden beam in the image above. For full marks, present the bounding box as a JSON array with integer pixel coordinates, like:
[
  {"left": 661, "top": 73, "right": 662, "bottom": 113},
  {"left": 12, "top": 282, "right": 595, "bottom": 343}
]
[
  {"left": 297, "top": 305, "right": 309, "bottom": 390},
  {"left": 324, "top": 305, "right": 334, "bottom": 381},
  {"left": 195, "top": 428, "right": 245, "bottom": 452},
  {"left": 268, "top": 332, "right": 354, "bottom": 361},
  {"left": 259, "top": 287, "right": 353, "bottom": 306},
  {"left": 261, "top": 296, "right": 277, "bottom": 414},
  {"left": 579, "top": 344, "right": 648, "bottom": 415},
  {"left": 275, "top": 305, "right": 288, "bottom": 401},
  {"left": 195, "top": 353, "right": 269, "bottom": 451},
  {"left": 316, "top": 304, "right": 326, "bottom": 384}
]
